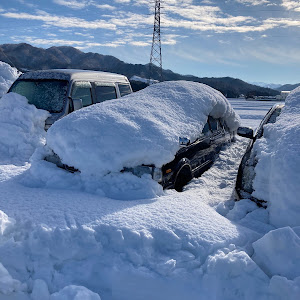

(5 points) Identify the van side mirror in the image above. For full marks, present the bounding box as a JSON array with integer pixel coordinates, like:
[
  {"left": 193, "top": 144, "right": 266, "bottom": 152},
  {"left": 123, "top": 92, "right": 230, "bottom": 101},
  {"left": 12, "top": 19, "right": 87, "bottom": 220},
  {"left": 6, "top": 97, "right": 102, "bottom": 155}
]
[
  {"left": 72, "top": 98, "right": 83, "bottom": 111},
  {"left": 237, "top": 127, "right": 254, "bottom": 139}
]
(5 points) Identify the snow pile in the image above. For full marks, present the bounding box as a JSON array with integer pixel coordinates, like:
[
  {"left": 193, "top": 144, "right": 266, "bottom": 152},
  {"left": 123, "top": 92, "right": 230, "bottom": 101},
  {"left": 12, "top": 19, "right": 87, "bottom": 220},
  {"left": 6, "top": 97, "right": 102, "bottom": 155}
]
[
  {"left": 0, "top": 93, "right": 49, "bottom": 164},
  {"left": 0, "top": 61, "right": 20, "bottom": 97},
  {"left": 0, "top": 93, "right": 299, "bottom": 299},
  {"left": 130, "top": 75, "right": 158, "bottom": 84},
  {"left": 252, "top": 86, "right": 300, "bottom": 227},
  {"left": 252, "top": 227, "right": 300, "bottom": 279},
  {"left": 0, "top": 206, "right": 261, "bottom": 300},
  {"left": 47, "top": 81, "right": 240, "bottom": 177}
]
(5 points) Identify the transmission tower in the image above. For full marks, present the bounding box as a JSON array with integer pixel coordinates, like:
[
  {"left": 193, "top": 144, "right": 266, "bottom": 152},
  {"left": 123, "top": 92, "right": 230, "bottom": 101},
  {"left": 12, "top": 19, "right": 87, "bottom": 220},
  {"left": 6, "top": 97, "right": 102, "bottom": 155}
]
[{"left": 149, "top": 0, "right": 163, "bottom": 83}]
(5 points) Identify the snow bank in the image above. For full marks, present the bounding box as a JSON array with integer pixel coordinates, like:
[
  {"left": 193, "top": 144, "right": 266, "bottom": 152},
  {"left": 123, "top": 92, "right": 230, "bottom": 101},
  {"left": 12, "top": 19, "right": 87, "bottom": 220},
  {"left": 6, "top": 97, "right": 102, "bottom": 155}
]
[
  {"left": 252, "top": 86, "right": 300, "bottom": 227},
  {"left": 252, "top": 227, "right": 300, "bottom": 279},
  {"left": 202, "top": 247, "right": 269, "bottom": 299},
  {"left": 0, "top": 93, "right": 49, "bottom": 164},
  {"left": 47, "top": 81, "right": 240, "bottom": 177},
  {"left": 130, "top": 75, "right": 158, "bottom": 84},
  {"left": 0, "top": 61, "right": 20, "bottom": 97},
  {"left": 0, "top": 206, "right": 258, "bottom": 300}
]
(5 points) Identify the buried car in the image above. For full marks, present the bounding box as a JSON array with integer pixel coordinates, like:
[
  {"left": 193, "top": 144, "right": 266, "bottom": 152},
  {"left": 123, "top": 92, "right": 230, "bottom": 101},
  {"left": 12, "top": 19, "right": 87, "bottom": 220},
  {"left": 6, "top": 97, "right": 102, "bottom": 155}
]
[
  {"left": 235, "top": 103, "right": 284, "bottom": 206},
  {"left": 45, "top": 81, "right": 240, "bottom": 191},
  {"left": 8, "top": 69, "right": 132, "bottom": 129}
]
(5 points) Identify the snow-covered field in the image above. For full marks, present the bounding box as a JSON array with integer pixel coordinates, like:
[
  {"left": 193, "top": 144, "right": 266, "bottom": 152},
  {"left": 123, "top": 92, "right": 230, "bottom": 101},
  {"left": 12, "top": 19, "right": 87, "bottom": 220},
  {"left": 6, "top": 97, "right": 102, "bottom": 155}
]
[{"left": 0, "top": 63, "right": 299, "bottom": 299}]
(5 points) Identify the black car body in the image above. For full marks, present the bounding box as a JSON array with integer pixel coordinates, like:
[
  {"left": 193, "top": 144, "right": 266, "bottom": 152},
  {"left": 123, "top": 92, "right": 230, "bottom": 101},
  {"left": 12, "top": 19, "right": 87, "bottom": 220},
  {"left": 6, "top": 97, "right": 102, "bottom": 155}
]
[
  {"left": 46, "top": 115, "right": 234, "bottom": 192},
  {"left": 119, "top": 116, "right": 234, "bottom": 192},
  {"left": 235, "top": 104, "right": 284, "bottom": 206}
]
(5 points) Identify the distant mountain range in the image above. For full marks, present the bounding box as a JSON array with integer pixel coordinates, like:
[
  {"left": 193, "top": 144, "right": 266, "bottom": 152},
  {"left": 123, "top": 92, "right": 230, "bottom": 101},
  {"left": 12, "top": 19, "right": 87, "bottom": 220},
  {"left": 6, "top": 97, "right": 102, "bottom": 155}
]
[
  {"left": 275, "top": 83, "right": 300, "bottom": 92},
  {"left": 251, "top": 82, "right": 300, "bottom": 92},
  {"left": 0, "top": 43, "right": 289, "bottom": 98}
]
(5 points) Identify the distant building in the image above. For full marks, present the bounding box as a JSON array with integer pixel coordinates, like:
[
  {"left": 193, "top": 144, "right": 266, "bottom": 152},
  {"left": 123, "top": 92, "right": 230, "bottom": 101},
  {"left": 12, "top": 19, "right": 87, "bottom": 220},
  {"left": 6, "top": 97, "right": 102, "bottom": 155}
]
[{"left": 276, "top": 91, "right": 290, "bottom": 101}]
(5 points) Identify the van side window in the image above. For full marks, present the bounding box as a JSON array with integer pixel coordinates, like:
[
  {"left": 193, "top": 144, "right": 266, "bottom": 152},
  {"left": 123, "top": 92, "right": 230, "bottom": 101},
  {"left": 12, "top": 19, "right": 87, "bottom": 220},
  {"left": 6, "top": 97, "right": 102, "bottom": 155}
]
[
  {"left": 71, "top": 81, "right": 92, "bottom": 107},
  {"left": 94, "top": 83, "right": 117, "bottom": 103},
  {"left": 118, "top": 84, "right": 132, "bottom": 97}
]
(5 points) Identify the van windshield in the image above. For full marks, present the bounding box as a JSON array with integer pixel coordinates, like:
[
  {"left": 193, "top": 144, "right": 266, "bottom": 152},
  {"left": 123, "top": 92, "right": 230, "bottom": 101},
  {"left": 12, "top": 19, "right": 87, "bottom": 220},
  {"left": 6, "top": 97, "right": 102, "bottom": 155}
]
[{"left": 9, "top": 79, "right": 68, "bottom": 113}]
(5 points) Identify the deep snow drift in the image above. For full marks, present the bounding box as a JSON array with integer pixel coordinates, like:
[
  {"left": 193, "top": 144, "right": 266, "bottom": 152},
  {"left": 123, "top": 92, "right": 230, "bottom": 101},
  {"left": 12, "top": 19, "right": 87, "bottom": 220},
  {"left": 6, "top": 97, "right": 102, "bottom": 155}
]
[
  {"left": 0, "top": 93, "right": 49, "bottom": 165},
  {"left": 252, "top": 87, "right": 300, "bottom": 228},
  {"left": 46, "top": 81, "right": 240, "bottom": 177},
  {"left": 0, "top": 64, "right": 299, "bottom": 300},
  {"left": 0, "top": 61, "right": 20, "bottom": 97}
]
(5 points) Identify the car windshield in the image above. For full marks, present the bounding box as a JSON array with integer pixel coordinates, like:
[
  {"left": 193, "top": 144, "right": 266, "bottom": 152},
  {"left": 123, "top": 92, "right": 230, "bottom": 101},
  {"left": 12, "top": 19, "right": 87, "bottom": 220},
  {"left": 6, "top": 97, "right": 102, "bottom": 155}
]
[
  {"left": 10, "top": 79, "right": 68, "bottom": 113},
  {"left": 267, "top": 107, "right": 282, "bottom": 124},
  {"left": 256, "top": 106, "right": 283, "bottom": 138}
]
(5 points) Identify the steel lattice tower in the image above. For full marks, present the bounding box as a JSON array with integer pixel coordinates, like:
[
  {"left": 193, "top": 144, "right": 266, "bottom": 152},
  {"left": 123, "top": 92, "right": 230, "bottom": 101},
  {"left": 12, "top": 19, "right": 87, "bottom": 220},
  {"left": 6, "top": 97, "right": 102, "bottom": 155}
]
[{"left": 149, "top": 0, "right": 163, "bottom": 83}]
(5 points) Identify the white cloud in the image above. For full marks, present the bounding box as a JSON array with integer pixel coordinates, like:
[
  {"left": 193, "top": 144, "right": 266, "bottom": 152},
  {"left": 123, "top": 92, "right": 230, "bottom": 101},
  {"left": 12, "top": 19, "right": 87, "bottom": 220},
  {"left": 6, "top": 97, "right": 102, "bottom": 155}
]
[
  {"left": 109, "top": 12, "right": 153, "bottom": 27},
  {"left": 114, "top": 0, "right": 131, "bottom": 3},
  {"left": 1, "top": 10, "right": 117, "bottom": 30},
  {"left": 53, "top": 0, "right": 116, "bottom": 11},
  {"left": 75, "top": 32, "right": 94, "bottom": 38},
  {"left": 244, "top": 44, "right": 300, "bottom": 64},
  {"left": 235, "top": 0, "right": 270, "bottom": 5},
  {"left": 243, "top": 36, "right": 254, "bottom": 41},
  {"left": 281, "top": 0, "right": 300, "bottom": 11},
  {"left": 264, "top": 17, "right": 300, "bottom": 28},
  {"left": 94, "top": 4, "right": 116, "bottom": 10},
  {"left": 130, "top": 41, "right": 150, "bottom": 46},
  {"left": 52, "top": 0, "right": 90, "bottom": 9},
  {"left": 11, "top": 36, "right": 127, "bottom": 49},
  {"left": 219, "top": 39, "right": 231, "bottom": 44}
]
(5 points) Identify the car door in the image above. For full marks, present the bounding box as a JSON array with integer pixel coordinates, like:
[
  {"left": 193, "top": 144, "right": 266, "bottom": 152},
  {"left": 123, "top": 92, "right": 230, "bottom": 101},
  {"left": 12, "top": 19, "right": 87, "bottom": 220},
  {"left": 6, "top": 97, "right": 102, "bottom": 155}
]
[
  {"left": 197, "top": 117, "right": 227, "bottom": 170},
  {"left": 178, "top": 119, "right": 212, "bottom": 176}
]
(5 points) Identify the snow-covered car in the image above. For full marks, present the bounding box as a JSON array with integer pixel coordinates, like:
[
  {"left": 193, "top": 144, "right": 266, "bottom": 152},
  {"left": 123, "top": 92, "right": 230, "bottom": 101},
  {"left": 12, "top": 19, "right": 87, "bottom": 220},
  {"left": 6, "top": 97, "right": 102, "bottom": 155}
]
[
  {"left": 45, "top": 81, "right": 240, "bottom": 191},
  {"left": 235, "top": 103, "right": 284, "bottom": 206},
  {"left": 8, "top": 69, "right": 132, "bottom": 129}
]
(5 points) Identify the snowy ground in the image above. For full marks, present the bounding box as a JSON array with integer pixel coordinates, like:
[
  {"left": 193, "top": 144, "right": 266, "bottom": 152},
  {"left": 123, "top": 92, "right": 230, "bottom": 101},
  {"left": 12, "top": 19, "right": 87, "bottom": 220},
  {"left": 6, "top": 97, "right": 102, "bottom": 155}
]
[{"left": 0, "top": 66, "right": 299, "bottom": 299}]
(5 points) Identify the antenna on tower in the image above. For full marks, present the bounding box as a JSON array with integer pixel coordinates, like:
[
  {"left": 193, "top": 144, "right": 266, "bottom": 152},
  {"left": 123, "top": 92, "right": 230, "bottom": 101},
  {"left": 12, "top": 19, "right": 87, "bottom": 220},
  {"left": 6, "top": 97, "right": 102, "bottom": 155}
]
[{"left": 149, "top": 0, "right": 163, "bottom": 84}]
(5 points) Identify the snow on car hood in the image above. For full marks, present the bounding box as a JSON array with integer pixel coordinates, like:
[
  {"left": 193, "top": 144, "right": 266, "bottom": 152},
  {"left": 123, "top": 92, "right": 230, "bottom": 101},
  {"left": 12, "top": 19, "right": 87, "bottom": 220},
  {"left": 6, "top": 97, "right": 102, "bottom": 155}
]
[
  {"left": 252, "top": 86, "right": 300, "bottom": 228},
  {"left": 47, "top": 81, "right": 240, "bottom": 177}
]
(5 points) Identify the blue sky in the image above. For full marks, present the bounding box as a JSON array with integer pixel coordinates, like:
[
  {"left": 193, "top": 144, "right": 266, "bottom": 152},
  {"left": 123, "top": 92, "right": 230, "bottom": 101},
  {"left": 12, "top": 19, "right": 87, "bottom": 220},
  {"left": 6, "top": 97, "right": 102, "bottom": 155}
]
[{"left": 0, "top": 0, "right": 299, "bottom": 84}]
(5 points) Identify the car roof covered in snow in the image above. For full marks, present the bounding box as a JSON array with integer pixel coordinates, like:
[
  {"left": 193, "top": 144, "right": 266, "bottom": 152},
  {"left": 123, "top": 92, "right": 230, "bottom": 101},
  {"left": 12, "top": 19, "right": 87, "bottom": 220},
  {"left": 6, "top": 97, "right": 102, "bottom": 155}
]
[{"left": 18, "top": 69, "right": 130, "bottom": 83}]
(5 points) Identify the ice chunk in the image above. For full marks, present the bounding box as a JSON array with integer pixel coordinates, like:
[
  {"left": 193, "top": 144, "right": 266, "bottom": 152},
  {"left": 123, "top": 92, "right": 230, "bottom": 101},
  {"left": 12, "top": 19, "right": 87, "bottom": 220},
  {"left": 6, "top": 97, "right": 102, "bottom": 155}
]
[
  {"left": 50, "top": 285, "right": 101, "bottom": 300},
  {"left": 31, "top": 279, "right": 50, "bottom": 300},
  {"left": 0, "top": 262, "right": 22, "bottom": 295}
]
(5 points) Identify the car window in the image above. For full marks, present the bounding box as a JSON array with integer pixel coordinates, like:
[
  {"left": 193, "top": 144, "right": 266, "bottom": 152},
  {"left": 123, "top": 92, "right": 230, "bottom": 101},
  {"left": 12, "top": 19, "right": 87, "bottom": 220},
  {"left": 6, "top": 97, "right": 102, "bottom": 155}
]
[
  {"left": 118, "top": 84, "right": 132, "bottom": 97},
  {"left": 208, "top": 116, "right": 219, "bottom": 132},
  {"left": 202, "top": 121, "right": 211, "bottom": 135},
  {"left": 257, "top": 107, "right": 283, "bottom": 138},
  {"left": 94, "top": 83, "right": 117, "bottom": 103},
  {"left": 71, "top": 81, "right": 92, "bottom": 107},
  {"left": 267, "top": 107, "right": 282, "bottom": 124},
  {"left": 10, "top": 79, "right": 68, "bottom": 113},
  {"left": 219, "top": 119, "right": 226, "bottom": 130}
]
